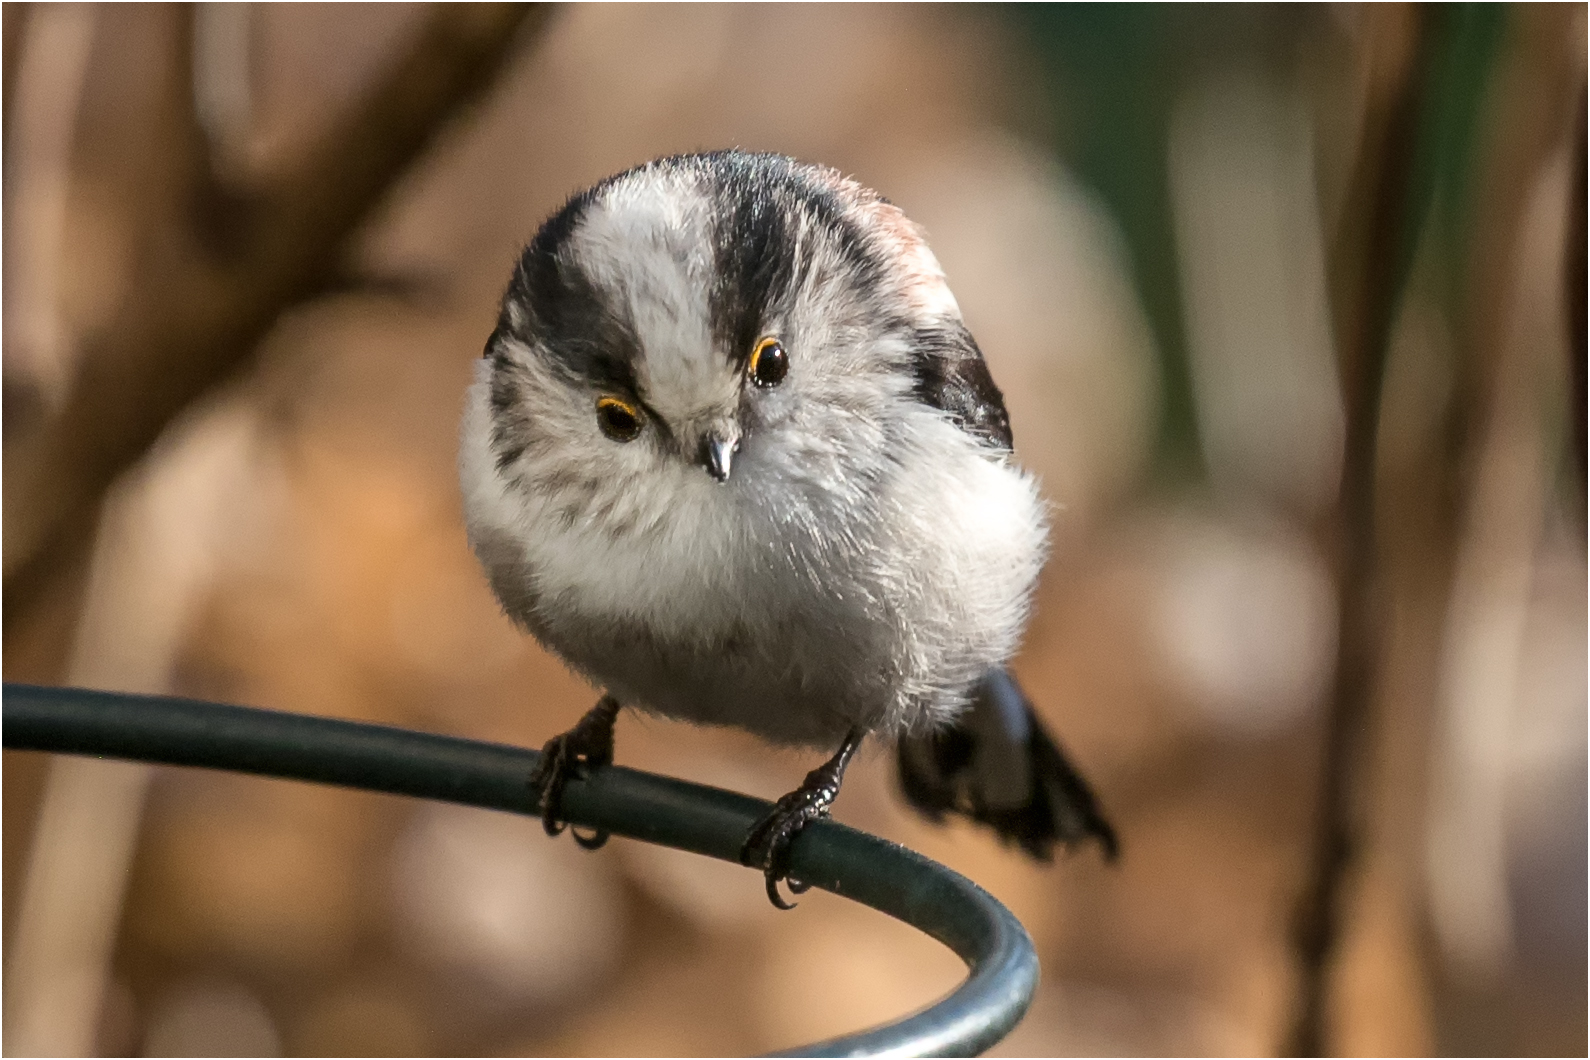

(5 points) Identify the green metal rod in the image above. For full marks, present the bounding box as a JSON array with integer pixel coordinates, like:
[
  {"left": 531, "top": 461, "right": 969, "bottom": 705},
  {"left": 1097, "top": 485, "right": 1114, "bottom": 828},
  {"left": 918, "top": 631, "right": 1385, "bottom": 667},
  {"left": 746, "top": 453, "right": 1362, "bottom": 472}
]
[{"left": 3, "top": 682, "right": 1038, "bottom": 1058}]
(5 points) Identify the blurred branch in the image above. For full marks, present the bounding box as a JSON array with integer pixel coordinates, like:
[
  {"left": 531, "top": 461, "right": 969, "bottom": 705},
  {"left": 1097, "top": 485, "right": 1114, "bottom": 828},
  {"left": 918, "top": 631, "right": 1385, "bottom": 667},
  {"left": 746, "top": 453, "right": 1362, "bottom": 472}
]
[
  {"left": 1566, "top": 82, "right": 1586, "bottom": 537},
  {"left": 2, "top": 3, "right": 548, "bottom": 642},
  {"left": 1287, "top": 6, "right": 1511, "bottom": 1054},
  {"left": 1286, "top": 7, "right": 1426, "bottom": 1056},
  {"left": 3, "top": 4, "right": 98, "bottom": 453},
  {"left": 1415, "top": 7, "right": 1586, "bottom": 987},
  {"left": 2, "top": 2, "right": 30, "bottom": 140}
]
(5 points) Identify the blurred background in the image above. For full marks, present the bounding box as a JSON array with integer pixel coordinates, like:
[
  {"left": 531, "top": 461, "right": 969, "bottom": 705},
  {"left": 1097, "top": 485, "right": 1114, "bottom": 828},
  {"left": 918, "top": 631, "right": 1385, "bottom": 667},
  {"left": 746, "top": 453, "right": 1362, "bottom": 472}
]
[{"left": 2, "top": 3, "right": 1583, "bottom": 1055}]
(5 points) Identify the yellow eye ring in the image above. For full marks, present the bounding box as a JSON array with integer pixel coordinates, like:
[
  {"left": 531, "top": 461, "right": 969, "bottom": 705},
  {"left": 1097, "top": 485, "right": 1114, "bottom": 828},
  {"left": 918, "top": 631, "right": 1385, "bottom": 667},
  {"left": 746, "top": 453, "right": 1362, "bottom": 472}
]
[
  {"left": 748, "top": 336, "right": 788, "bottom": 388},
  {"left": 595, "top": 395, "right": 643, "bottom": 442}
]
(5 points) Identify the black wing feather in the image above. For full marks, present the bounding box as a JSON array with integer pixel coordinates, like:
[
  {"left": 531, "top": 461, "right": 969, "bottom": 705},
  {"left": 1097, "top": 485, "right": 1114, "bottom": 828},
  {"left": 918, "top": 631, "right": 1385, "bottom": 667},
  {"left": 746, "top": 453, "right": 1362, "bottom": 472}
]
[
  {"left": 909, "top": 321, "right": 1013, "bottom": 451},
  {"left": 897, "top": 668, "right": 1117, "bottom": 862}
]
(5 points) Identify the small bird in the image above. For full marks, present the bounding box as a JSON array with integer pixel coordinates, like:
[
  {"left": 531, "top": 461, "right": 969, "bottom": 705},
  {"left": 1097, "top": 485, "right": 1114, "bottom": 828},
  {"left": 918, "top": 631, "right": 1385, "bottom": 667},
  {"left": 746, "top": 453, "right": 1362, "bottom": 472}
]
[{"left": 460, "top": 151, "right": 1115, "bottom": 907}]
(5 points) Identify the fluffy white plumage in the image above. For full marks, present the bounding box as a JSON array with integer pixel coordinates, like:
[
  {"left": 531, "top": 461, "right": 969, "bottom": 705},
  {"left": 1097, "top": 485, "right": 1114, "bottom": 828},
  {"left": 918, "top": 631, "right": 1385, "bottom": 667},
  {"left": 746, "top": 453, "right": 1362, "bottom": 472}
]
[{"left": 459, "top": 153, "right": 1048, "bottom": 748}]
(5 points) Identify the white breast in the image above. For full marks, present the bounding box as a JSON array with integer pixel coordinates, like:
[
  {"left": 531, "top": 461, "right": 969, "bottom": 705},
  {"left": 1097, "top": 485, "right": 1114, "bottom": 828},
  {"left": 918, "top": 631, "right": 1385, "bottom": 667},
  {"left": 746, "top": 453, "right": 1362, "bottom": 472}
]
[{"left": 461, "top": 361, "right": 1047, "bottom": 745}]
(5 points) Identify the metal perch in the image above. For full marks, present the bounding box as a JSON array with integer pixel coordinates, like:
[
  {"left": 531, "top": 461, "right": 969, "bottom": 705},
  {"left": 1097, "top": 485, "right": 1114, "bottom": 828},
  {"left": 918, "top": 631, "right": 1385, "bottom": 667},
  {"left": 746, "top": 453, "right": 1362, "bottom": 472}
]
[{"left": 3, "top": 682, "right": 1039, "bottom": 1058}]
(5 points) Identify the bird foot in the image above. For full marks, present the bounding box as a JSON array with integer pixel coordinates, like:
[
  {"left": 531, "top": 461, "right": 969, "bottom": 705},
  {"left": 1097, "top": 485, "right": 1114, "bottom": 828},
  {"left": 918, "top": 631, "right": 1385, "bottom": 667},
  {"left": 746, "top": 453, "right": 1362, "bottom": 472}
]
[
  {"left": 740, "top": 782, "right": 837, "bottom": 909},
  {"left": 530, "top": 695, "right": 620, "bottom": 850},
  {"left": 739, "top": 729, "right": 863, "bottom": 909}
]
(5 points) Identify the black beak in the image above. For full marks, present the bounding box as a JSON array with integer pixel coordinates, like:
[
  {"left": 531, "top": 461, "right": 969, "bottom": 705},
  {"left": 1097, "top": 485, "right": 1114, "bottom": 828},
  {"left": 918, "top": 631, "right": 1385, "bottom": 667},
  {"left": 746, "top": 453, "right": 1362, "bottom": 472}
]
[{"left": 700, "top": 432, "right": 738, "bottom": 483}]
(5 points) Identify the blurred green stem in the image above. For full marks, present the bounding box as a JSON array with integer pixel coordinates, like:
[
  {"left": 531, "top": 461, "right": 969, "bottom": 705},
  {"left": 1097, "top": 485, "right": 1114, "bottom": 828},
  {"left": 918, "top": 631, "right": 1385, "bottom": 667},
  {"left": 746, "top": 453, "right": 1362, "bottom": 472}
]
[{"left": 1018, "top": 5, "right": 1204, "bottom": 482}]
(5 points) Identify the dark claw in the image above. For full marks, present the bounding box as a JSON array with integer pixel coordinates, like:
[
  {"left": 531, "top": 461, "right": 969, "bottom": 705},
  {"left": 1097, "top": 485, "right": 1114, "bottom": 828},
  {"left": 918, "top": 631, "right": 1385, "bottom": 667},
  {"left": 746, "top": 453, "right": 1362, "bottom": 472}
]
[
  {"left": 740, "top": 729, "right": 865, "bottom": 909},
  {"left": 571, "top": 825, "right": 611, "bottom": 850},
  {"left": 528, "top": 743, "right": 570, "bottom": 837},
  {"left": 741, "top": 792, "right": 825, "bottom": 908},
  {"left": 766, "top": 874, "right": 796, "bottom": 910},
  {"left": 530, "top": 696, "right": 619, "bottom": 848},
  {"left": 741, "top": 791, "right": 832, "bottom": 908}
]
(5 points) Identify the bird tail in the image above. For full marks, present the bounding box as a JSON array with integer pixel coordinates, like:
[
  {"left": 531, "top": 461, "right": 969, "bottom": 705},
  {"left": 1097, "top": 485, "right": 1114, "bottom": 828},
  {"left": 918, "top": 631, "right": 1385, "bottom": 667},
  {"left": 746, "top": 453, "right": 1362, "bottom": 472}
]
[{"left": 896, "top": 668, "right": 1118, "bottom": 861}]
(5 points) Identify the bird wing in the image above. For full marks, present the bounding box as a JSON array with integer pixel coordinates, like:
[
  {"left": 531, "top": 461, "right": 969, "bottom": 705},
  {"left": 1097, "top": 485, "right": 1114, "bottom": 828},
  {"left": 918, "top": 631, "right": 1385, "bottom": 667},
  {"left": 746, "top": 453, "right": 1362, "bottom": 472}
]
[
  {"left": 908, "top": 321, "right": 1014, "bottom": 451},
  {"left": 896, "top": 668, "right": 1117, "bottom": 861}
]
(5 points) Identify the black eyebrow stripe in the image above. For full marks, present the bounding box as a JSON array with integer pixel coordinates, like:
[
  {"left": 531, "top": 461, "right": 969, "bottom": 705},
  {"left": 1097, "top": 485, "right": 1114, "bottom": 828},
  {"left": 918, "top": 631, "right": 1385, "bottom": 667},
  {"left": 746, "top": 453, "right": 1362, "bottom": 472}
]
[
  {"left": 505, "top": 183, "right": 645, "bottom": 393},
  {"left": 704, "top": 152, "right": 881, "bottom": 363}
]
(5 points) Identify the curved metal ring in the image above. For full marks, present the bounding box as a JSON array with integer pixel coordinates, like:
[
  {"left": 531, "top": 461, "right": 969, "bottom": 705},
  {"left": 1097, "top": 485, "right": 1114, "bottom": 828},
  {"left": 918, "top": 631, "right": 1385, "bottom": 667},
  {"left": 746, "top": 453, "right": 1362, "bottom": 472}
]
[{"left": 2, "top": 683, "right": 1039, "bottom": 1057}]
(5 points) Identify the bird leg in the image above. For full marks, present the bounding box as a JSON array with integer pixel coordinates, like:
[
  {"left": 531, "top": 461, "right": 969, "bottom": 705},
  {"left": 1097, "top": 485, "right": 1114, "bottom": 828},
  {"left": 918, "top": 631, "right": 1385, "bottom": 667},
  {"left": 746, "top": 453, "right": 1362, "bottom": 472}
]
[
  {"left": 740, "top": 728, "right": 865, "bottom": 909},
  {"left": 530, "top": 694, "right": 620, "bottom": 850}
]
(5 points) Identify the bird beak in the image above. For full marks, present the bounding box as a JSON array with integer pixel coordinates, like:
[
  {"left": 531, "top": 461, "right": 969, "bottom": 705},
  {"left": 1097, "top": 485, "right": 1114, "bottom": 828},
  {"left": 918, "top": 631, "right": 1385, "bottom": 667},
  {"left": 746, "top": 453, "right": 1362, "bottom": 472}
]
[{"left": 700, "top": 430, "right": 739, "bottom": 483}]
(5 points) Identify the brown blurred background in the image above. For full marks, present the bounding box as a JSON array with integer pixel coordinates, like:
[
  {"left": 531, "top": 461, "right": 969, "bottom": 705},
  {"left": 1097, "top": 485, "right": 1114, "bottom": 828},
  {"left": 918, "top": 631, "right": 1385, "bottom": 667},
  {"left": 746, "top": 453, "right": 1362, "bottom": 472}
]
[{"left": 2, "top": 3, "right": 1584, "bottom": 1056}]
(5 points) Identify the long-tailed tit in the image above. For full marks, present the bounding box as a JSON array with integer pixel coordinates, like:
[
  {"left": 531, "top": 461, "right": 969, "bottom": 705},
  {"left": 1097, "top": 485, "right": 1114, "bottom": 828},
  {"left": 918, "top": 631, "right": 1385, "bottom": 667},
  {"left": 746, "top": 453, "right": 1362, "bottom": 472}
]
[{"left": 460, "top": 151, "right": 1115, "bottom": 907}]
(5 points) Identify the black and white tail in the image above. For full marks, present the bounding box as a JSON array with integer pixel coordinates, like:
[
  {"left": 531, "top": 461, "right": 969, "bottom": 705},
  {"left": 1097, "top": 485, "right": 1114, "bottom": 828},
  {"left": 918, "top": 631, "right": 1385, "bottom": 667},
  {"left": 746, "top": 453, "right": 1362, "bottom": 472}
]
[{"left": 896, "top": 668, "right": 1118, "bottom": 861}]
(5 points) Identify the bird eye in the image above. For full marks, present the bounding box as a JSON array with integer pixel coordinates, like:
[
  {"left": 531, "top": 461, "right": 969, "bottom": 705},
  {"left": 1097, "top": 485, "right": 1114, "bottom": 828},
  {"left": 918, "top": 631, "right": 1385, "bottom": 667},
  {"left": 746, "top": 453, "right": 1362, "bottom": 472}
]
[
  {"left": 748, "top": 336, "right": 788, "bottom": 388},
  {"left": 596, "top": 396, "right": 643, "bottom": 441}
]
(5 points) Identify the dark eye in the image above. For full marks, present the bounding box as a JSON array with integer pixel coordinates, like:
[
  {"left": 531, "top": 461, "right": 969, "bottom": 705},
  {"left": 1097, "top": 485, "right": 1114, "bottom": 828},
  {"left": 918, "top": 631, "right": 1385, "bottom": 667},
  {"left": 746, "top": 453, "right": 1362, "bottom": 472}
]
[
  {"left": 596, "top": 396, "right": 643, "bottom": 441},
  {"left": 748, "top": 336, "right": 788, "bottom": 388}
]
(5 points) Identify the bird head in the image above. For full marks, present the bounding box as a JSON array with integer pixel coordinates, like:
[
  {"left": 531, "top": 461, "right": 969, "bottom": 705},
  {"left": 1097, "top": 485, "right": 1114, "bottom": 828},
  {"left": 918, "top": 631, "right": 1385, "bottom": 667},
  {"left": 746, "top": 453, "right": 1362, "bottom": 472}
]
[{"left": 478, "top": 152, "right": 981, "bottom": 527}]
